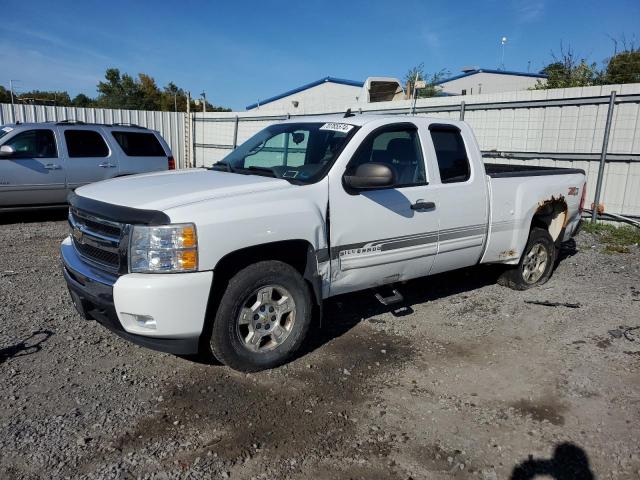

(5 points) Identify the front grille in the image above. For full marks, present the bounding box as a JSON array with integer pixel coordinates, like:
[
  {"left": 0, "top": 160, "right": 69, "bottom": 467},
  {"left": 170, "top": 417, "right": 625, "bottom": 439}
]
[
  {"left": 74, "top": 242, "right": 120, "bottom": 266},
  {"left": 69, "top": 208, "right": 124, "bottom": 273}
]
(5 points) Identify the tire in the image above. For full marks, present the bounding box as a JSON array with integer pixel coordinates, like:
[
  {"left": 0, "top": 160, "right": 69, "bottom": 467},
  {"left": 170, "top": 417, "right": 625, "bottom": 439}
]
[
  {"left": 497, "top": 227, "right": 556, "bottom": 291},
  {"left": 209, "top": 261, "right": 312, "bottom": 372}
]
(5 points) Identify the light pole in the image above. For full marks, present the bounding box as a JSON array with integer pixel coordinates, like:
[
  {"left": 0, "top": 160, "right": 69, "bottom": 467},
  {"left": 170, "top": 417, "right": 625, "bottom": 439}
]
[{"left": 500, "top": 36, "right": 508, "bottom": 70}]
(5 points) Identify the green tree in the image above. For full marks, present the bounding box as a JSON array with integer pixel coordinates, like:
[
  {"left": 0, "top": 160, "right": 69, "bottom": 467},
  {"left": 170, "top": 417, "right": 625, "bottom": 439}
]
[
  {"left": 0, "top": 85, "right": 13, "bottom": 103},
  {"left": 72, "top": 93, "right": 94, "bottom": 108},
  {"left": 604, "top": 48, "right": 640, "bottom": 84},
  {"left": 404, "top": 63, "right": 450, "bottom": 98},
  {"left": 534, "top": 43, "right": 601, "bottom": 89}
]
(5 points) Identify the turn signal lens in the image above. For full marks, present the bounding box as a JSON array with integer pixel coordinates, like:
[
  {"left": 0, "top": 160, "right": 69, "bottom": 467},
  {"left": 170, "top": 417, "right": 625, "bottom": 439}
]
[
  {"left": 177, "top": 250, "right": 198, "bottom": 270},
  {"left": 179, "top": 226, "right": 197, "bottom": 248}
]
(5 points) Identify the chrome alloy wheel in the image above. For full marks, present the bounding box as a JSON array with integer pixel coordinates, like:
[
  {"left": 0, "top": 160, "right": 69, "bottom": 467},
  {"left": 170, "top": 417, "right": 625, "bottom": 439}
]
[
  {"left": 236, "top": 285, "right": 296, "bottom": 353},
  {"left": 522, "top": 243, "right": 549, "bottom": 284}
]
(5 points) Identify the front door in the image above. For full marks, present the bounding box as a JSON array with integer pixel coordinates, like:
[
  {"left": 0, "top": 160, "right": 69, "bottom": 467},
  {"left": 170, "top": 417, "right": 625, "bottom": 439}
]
[
  {"left": 0, "top": 127, "right": 66, "bottom": 207},
  {"left": 328, "top": 122, "right": 439, "bottom": 296}
]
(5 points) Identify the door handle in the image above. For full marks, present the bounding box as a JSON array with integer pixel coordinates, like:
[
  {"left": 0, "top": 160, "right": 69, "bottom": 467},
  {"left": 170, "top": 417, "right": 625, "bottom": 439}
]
[
  {"left": 411, "top": 200, "right": 436, "bottom": 210},
  {"left": 98, "top": 162, "right": 116, "bottom": 168},
  {"left": 44, "top": 163, "right": 61, "bottom": 170}
]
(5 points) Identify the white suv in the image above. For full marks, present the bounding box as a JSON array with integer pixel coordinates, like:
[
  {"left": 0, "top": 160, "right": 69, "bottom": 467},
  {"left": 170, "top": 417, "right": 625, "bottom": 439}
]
[{"left": 0, "top": 121, "right": 174, "bottom": 210}]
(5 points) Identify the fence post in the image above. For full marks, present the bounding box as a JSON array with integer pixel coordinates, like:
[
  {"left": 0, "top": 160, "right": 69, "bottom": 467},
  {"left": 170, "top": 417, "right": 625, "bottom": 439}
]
[
  {"left": 192, "top": 113, "right": 197, "bottom": 168},
  {"left": 591, "top": 90, "right": 616, "bottom": 223},
  {"left": 459, "top": 101, "right": 466, "bottom": 121},
  {"left": 232, "top": 115, "right": 239, "bottom": 149}
]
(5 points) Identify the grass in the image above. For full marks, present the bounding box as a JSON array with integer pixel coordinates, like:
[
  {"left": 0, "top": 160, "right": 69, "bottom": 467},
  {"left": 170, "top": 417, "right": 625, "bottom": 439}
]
[{"left": 581, "top": 222, "right": 640, "bottom": 253}]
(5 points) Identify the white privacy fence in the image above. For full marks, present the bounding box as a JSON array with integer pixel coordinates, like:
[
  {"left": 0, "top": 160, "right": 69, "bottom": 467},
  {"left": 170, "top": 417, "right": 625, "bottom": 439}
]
[
  {"left": 192, "top": 83, "right": 640, "bottom": 216},
  {"left": 3, "top": 83, "right": 640, "bottom": 215},
  {"left": 0, "top": 103, "right": 188, "bottom": 169}
]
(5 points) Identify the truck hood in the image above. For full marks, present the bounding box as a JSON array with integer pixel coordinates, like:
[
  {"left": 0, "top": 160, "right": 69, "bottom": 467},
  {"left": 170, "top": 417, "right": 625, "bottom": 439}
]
[{"left": 75, "top": 169, "right": 294, "bottom": 211}]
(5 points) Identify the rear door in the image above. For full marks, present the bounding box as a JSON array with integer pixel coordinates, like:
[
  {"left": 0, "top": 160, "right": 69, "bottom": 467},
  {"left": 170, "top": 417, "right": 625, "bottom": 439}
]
[
  {"left": 61, "top": 127, "right": 117, "bottom": 190},
  {"left": 109, "top": 130, "right": 169, "bottom": 174},
  {"left": 328, "top": 122, "right": 439, "bottom": 296},
  {"left": 0, "top": 127, "right": 66, "bottom": 207},
  {"left": 424, "top": 123, "right": 489, "bottom": 274}
]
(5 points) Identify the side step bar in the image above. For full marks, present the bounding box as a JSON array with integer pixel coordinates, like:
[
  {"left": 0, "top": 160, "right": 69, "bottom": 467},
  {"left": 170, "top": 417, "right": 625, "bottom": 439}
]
[{"left": 375, "top": 288, "right": 404, "bottom": 306}]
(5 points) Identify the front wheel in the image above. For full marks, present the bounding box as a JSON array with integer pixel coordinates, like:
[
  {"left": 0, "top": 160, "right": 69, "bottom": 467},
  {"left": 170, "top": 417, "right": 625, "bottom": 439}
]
[
  {"left": 498, "top": 227, "right": 556, "bottom": 290},
  {"left": 208, "top": 261, "right": 313, "bottom": 372}
]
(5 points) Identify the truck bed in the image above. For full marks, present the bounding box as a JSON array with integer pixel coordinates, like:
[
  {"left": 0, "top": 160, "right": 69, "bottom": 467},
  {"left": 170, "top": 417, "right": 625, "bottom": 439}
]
[{"left": 484, "top": 162, "right": 585, "bottom": 178}]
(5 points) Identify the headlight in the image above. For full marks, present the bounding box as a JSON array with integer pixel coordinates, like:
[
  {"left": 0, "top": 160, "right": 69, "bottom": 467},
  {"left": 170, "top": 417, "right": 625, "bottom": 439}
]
[{"left": 129, "top": 224, "right": 198, "bottom": 273}]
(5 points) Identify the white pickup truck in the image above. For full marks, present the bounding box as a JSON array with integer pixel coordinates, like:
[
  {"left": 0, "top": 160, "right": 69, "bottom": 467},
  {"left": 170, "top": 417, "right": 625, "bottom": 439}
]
[{"left": 61, "top": 114, "right": 586, "bottom": 371}]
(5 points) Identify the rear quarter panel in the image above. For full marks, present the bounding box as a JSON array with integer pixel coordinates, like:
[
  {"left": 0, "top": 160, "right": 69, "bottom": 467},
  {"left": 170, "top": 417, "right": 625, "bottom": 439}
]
[{"left": 481, "top": 172, "right": 586, "bottom": 264}]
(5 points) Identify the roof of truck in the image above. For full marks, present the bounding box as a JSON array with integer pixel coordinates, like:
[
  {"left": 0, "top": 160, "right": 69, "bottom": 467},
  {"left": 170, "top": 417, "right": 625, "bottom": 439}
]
[{"left": 280, "top": 113, "right": 459, "bottom": 127}]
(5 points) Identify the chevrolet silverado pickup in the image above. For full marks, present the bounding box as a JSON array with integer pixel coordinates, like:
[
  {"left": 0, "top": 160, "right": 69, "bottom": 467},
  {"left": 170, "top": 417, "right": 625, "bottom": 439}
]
[{"left": 61, "top": 114, "right": 586, "bottom": 371}]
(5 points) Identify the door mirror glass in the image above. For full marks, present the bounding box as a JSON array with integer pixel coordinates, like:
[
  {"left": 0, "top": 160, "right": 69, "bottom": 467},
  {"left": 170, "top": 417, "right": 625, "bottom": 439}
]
[
  {"left": 0, "top": 145, "right": 15, "bottom": 156},
  {"left": 344, "top": 162, "right": 396, "bottom": 190}
]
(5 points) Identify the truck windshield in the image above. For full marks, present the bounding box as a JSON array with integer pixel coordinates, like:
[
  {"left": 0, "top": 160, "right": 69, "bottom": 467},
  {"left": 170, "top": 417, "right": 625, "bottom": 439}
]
[{"left": 213, "top": 122, "right": 358, "bottom": 184}]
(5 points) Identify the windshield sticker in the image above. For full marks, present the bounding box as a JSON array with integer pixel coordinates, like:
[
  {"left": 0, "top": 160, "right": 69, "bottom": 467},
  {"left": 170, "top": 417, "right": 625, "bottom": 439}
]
[
  {"left": 320, "top": 123, "right": 354, "bottom": 133},
  {"left": 282, "top": 170, "right": 299, "bottom": 178},
  {"left": 1, "top": 127, "right": 13, "bottom": 133}
]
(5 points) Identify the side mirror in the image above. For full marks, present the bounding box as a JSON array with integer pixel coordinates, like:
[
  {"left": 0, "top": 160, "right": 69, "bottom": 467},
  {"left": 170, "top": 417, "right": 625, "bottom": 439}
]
[
  {"left": 344, "top": 162, "right": 396, "bottom": 190},
  {"left": 292, "top": 132, "right": 305, "bottom": 145},
  {"left": 0, "top": 145, "right": 15, "bottom": 156}
]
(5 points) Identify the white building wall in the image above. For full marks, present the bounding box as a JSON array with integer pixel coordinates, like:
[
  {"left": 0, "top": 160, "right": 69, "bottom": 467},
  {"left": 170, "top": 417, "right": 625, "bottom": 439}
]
[
  {"left": 247, "top": 82, "right": 361, "bottom": 114},
  {"left": 439, "top": 72, "right": 544, "bottom": 95}
]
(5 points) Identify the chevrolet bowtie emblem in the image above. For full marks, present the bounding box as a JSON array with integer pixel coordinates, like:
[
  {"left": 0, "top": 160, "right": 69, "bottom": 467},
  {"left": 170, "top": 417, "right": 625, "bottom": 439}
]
[{"left": 72, "top": 226, "right": 84, "bottom": 244}]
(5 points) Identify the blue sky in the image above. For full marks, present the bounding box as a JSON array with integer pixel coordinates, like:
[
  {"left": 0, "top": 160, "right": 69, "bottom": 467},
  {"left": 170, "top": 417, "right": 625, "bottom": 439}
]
[{"left": 1, "top": 0, "right": 638, "bottom": 110}]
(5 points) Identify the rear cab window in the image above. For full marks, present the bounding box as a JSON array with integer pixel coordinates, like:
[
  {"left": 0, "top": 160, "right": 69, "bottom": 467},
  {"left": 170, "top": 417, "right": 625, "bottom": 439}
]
[
  {"left": 64, "top": 130, "right": 109, "bottom": 158},
  {"left": 111, "top": 131, "right": 165, "bottom": 156},
  {"left": 429, "top": 125, "right": 471, "bottom": 184}
]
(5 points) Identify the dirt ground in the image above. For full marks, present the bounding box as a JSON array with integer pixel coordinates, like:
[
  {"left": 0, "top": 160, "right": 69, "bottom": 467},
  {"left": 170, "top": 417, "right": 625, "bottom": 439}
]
[{"left": 1, "top": 210, "right": 639, "bottom": 479}]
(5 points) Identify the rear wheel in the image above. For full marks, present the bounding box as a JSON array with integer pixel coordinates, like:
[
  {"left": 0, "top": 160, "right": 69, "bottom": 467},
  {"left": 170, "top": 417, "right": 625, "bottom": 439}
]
[
  {"left": 209, "top": 261, "right": 312, "bottom": 372},
  {"left": 498, "top": 227, "right": 556, "bottom": 290}
]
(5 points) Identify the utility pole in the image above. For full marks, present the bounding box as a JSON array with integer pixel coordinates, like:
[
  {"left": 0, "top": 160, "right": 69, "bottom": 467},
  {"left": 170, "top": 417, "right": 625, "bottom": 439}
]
[
  {"left": 9, "top": 79, "right": 17, "bottom": 123},
  {"left": 200, "top": 91, "right": 206, "bottom": 113}
]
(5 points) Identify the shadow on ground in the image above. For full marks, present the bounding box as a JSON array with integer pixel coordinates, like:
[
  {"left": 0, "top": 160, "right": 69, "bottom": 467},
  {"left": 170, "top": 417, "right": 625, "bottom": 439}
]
[
  {"left": 0, "top": 330, "right": 55, "bottom": 364},
  {"left": 511, "top": 442, "right": 595, "bottom": 480},
  {"left": 0, "top": 207, "right": 68, "bottom": 225},
  {"left": 191, "top": 239, "right": 581, "bottom": 367}
]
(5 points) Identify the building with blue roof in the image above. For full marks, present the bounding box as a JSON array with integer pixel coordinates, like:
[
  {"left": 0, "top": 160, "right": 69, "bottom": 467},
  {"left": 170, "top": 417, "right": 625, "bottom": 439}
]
[{"left": 435, "top": 67, "right": 547, "bottom": 96}]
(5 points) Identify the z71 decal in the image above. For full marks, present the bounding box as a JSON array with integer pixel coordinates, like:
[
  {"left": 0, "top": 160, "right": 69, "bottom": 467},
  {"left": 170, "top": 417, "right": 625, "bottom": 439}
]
[{"left": 568, "top": 186, "right": 579, "bottom": 196}]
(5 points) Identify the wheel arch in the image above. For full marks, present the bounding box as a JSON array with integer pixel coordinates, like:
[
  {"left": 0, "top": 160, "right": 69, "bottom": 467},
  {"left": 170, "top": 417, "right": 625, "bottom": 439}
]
[{"left": 529, "top": 196, "right": 568, "bottom": 243}]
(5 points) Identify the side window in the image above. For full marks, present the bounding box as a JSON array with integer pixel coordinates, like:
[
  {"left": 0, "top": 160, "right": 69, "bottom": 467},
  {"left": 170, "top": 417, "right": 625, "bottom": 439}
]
[
  {"left": 3, "top": 129, "right": 57, "bottom": 158},
  {"left": 64, "top": 130, "right": 109, "bottom": 158},
  {"left": 430, "top": 128, "right": 471, "bottom": 184},
  {"left": 112, "top": 131, "right": 166, "bottom": 156},
  {"left": 347, "top": 126, "right": 426, "bottom": 187}
]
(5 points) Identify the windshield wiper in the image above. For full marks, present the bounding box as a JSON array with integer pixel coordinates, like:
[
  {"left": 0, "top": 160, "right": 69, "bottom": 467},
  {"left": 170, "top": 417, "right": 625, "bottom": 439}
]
[
  {"left": 240, "top": 166, "right": 277, "bottom": 177},
  {"left": 209, "top": 161, "right": 234, "bottom": 173}
]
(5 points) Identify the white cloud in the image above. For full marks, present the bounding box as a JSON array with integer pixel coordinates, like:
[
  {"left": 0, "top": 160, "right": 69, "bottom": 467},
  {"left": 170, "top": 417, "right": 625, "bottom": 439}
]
[{"left": 513, "top": 0, "right": 545, "bottom": 23}]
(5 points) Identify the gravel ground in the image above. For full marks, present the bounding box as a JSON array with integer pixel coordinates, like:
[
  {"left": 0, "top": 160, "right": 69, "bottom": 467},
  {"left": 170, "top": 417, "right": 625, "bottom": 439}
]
[{"left": 1, "top": 210, "right": 639, "bottom": 479}]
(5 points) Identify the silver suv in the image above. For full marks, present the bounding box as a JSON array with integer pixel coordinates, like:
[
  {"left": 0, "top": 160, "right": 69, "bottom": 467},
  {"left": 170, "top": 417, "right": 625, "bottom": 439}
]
[{"left": 0, "top": 121, "right": 174, "bottom": 210}]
